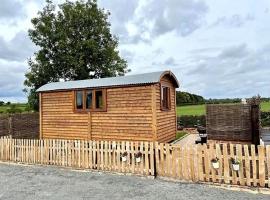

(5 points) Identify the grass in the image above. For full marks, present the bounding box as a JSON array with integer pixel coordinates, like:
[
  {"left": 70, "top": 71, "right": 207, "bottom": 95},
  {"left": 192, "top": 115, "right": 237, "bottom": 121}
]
[
  {"left": 176, "top": 131, "right": 188, "bottom": 140},
  {"left": 0, "top": 103, "right": 28, "bottom": 113},
  {"left": 177, "top": 101, "right": 270, "bottom": 116}
]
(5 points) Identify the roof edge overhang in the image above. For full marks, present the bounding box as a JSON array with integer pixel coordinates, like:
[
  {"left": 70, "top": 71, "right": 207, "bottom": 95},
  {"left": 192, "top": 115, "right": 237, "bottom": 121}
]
[
  {"left": 159, "top": 71, "right": 180, "bottom": 88},
  {"left": 37, "top": 82, "right": 157, "bottom": 93}
]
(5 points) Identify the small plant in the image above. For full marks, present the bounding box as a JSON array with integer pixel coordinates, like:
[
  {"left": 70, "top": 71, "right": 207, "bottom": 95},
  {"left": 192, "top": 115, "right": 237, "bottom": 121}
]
[
  {"left": 135, "top": 152, "right": 142, "bottom": 158},
  {"left": 211, "top": 157, "right": 219, "bottom": 169},
  {"left": 211, "top": 157, "right": 219, "bottom": 163},
  {"left": 121, "top": 151, "right": 128, "bottom": 162},
  {"left": 230, "top": 157, "right": 240, "bottom": 171},
  {"left": 135, "top": 152, "right": 142, "bottom": 163},
  {"left": 230, "top": 157, "right": 240, "bottom": 165}
]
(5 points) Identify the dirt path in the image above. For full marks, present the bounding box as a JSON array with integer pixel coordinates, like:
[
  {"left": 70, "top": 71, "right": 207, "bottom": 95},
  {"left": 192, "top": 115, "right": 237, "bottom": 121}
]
[{"left": 0, "top": 163, "right": 268, "bottom": 200}]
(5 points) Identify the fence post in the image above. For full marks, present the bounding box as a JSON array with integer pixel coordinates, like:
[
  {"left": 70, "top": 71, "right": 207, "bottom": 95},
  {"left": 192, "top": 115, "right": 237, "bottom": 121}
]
[{"left": 266, "top": 146, "right": 270, "bottom": 187}]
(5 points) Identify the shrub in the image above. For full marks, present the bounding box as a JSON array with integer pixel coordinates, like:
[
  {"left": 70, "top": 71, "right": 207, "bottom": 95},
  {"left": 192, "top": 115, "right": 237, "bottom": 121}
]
[
  {"left": 6, "top": 105, "right": 22, "bottom": 114},
  {"left": 178, "top": 115, "right": 206, "bottom": 128},
  {"left": 178, "top": 112, "right": 270, "bottom": 128},
  {"left": 261, "top": 112, "right": 270, "bottom": 127}
]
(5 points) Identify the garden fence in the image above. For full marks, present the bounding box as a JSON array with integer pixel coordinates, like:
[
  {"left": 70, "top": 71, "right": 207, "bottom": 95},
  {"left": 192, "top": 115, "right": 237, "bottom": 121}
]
[
  {"left": 0, "top": 137, "right": 154, "bottom": 176},
  {"left": 156, "top": 143, "right": 270, "bottom": 187},
  {"left": 0, "top": 137, "right": 269, "bottom": 188}
]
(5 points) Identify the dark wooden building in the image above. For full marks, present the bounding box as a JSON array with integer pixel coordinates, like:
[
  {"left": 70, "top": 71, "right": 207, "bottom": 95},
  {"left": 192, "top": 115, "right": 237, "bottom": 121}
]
[{"left": 37, "top": 71, "right": 179, "bottom": 142}]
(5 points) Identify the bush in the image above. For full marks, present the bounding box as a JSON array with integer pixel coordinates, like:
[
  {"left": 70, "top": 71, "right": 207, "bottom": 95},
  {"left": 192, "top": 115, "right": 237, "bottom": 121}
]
[
  {"left": 178, "top": 115, "right": 206, "bottom": 128},
  {"left": 178, "top": 112, "right": 270, "bottom": 128},
  {"left": 6, "top": 105, "right": 22, "bottom": 114},
  {"left": 261, "top": 112, "right": 270, "bottom": 127}
]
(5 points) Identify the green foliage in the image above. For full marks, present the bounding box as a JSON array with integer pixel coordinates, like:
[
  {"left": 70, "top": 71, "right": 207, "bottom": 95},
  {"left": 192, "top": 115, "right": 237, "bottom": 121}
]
[
  {"left": 176, "top": 131, "right": 188, "bottom": 140},
  {"left": 177, "top": 104, "right": 205, "bottom": 116},
  {"left": 177, "top": 101, "right": 270, "bottom": 116},
  {"left": 178, "top": 115, "right": 206, "bottom": 128},
  {"left": 178, "top": 112, "right": 270, "bottom": 128},
  {"left": 6, "top": 104, "right": 22, "bottom": 114},
  {"left": 0, "top": 103, "right": 30, "bottom": 114},
  {"left": 205, "top": 98, "right": 241, "bottom": 104},
  {"left": 176, "top": 91, "right": 204, "bottom": 106},
  {"left": 0, "top": 101, "right": 4, "bottom": 106},
  {"left": 261, "top": 112, "right": 270, "bottom": 127},
  {"left": 25, "top": 0, "right": 129, "bottom": 110}
]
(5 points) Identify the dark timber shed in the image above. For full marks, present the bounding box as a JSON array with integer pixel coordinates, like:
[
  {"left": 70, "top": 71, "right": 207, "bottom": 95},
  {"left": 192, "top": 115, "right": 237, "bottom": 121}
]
[{"left": 37, "top": 71, "right": 179, "bottom": 142}]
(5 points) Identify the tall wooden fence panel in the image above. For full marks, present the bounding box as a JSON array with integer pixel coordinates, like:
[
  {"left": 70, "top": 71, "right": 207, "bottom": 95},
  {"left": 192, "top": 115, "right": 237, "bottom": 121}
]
[
  {"left": 155, "top": 143, "right": 270, "bottom": 188},
  {"left": 0, "top": 138, "right": 155, "bottom": 176}
]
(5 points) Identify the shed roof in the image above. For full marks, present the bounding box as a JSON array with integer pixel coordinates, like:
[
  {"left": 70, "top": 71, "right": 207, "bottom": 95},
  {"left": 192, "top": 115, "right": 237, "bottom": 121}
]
[{"left": 37, "top": 70, "right": 179, "bottom": 92}]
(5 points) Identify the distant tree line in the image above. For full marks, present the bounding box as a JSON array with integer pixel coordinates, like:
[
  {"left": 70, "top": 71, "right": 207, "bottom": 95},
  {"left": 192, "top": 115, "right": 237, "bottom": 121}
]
[
  {"left": 176, "top": 92, "right": 270, "bottom": 106},
  {"left": 176, "top": 91, "right": 205, "bottom": 106},
  {"left": 0, "top": 101, "right": 11, "bottom": 106},
  {"left": 205, "top": 98, "right": 241, "bottom": 104}
]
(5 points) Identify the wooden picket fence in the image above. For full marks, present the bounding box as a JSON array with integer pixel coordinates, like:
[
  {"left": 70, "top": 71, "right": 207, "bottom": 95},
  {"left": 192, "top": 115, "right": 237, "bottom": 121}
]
[
  {"left": 0, "top": 137, "right": 155, "bottom": 176},
  {"left": 155, "top": 143, "right": 270, "bottom": 188},
  {"left": 0, "top": 137, "right": 270, "bottom": 188}
]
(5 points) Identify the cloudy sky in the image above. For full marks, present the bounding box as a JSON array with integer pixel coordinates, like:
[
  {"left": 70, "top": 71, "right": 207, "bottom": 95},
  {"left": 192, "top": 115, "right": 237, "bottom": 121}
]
[{"left": 0, "top": 0, "right": 270, "bottom": 102}]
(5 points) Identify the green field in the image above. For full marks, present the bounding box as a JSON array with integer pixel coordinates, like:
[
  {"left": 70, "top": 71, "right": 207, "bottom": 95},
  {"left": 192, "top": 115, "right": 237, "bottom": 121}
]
[
  {"left": 177, "top": 101, "right": 270, "bottom": 116},
  {"left": 0, "top": 103, "right": 28, "bottom": 113}
]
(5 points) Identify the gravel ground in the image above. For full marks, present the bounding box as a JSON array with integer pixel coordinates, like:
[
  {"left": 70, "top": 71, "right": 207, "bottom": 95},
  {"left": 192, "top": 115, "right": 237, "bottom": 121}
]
[{"left": 0, "top": 163, "right": 268, "bottom": 200}]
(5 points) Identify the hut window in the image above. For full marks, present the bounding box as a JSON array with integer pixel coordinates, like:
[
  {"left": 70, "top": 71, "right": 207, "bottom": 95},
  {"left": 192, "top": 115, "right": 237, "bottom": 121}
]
[
  {"left": 95, "top": 90, "right": 104, "bottom": 109},
  {"left": 161, "top": 86, "right": 170, "bottom": 110},
  {"left": 76, "top": 91, "right": 84, "bottom": 110},
  {"left": 74, "top": 89, "right": 106, "bottom": 112},
  {"left": 86, "top": 90, "right": 93, "bottom": 109}
]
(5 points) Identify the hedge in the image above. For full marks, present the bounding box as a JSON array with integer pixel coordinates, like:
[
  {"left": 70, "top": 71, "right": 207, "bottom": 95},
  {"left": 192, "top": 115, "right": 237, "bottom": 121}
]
[
  {"left": 177, "top": 115, "right": 206, "bottom": 128},
  {"left": 178, "top": 111, "right": 270, "bottom": 128},
  {"left": 261, "top": 112, "right": 270, "bottom": 127}
]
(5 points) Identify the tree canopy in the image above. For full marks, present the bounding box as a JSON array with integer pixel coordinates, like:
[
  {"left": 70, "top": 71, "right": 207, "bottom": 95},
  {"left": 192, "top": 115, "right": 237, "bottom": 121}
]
[
  {"left": 24, "top": 0, "right": 129, "bottom": 110},
  {"left": 176, "top": 91, "right": 205, "bottom": 106}
]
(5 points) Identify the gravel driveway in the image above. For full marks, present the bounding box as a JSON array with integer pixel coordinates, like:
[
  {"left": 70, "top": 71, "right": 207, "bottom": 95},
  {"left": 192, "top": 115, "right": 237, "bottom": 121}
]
[{"left": 0, "top": 163, "right": 268, "bottom": 200}]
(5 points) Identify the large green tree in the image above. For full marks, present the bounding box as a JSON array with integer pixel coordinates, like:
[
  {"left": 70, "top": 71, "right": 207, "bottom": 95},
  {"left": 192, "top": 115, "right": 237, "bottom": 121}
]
[{"left": 24, "top": 0, "right": 129, "bottom": 110}]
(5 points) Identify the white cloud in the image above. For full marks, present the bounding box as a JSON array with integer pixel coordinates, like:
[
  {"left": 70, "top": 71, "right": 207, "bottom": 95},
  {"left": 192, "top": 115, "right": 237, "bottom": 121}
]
[{"left": 1, "top": 0, "right": 270, "bottom": 102}]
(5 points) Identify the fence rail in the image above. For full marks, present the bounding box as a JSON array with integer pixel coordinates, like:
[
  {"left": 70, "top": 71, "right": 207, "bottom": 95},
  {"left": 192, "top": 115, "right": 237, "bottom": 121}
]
[{"left": 0, "top": 137, "right": 269, "bottom": 188}]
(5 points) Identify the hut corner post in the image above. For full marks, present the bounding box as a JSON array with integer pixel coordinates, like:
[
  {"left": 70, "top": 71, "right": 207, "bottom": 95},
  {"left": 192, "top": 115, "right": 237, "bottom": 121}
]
[{"left": 151, "top": 85, "right": 157, "bottom": 141}]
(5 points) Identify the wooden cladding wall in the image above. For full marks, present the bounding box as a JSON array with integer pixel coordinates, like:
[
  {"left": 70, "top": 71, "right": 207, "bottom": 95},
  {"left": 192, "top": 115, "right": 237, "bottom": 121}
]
[
  {"left": 91, "top": 86, "right": 154, "bottom": 141},
  {"left": 41, "top": 85, "right": 156, "bottom": 141},
  {"left": 41, "top": 91, "right": 89, "bottom": 140},
  {"left": 156, "top": 75, "right": 177, "bottom": 143}
]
